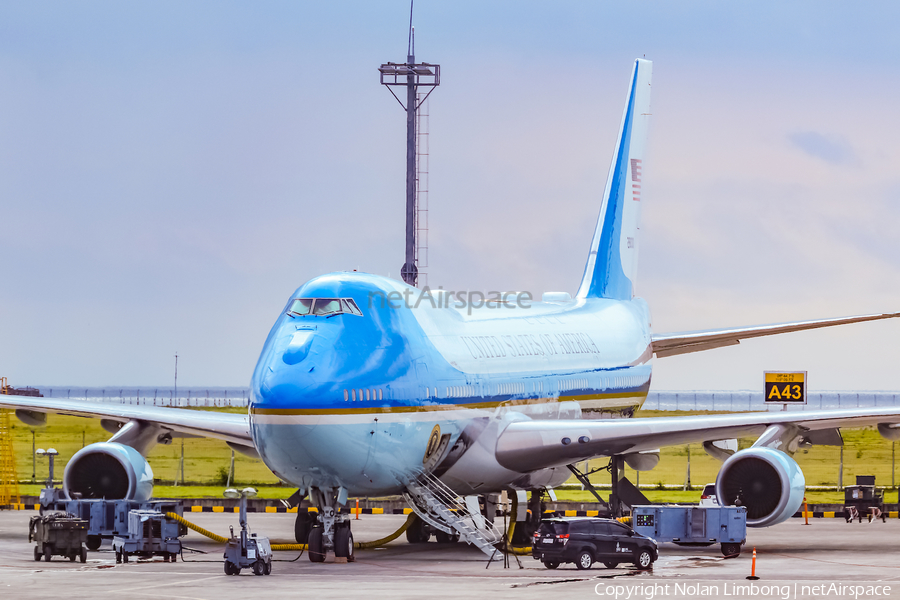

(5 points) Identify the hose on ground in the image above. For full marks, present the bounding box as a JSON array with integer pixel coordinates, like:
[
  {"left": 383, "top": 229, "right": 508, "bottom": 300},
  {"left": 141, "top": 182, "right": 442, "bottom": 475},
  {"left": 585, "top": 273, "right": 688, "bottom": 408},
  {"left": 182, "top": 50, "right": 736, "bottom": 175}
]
[
  {"left": 355, "top": 512, "right": 416, "bottom": 548},
  {"left": 506, "top": 493, "right": 533, "bottom": 555},
  {"left": 165, "top": 512, "right": 228, "bottom": 543},
  {"left": 165, "top": 511, "right": 414, "bottom": 551}
]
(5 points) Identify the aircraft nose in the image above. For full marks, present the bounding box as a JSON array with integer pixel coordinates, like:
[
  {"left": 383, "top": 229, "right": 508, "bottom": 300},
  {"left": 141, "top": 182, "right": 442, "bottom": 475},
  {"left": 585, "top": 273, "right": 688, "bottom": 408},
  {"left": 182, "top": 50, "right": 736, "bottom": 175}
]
[{"left": 282, "top": 329, "right": 315, "bottom": 365}]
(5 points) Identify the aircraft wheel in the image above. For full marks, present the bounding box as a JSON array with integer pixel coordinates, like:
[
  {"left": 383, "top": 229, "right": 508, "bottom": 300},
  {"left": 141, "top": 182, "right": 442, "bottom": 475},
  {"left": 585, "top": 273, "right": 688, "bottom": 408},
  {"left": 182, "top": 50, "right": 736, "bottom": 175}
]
[
  {"left": 435, "top": 530, "right": 459, "bottom": 544},
  {"left": 294, "top": 511, "right": 314, "bottom": 544},
  {"left": 335, "top": 525, "right": 354, "bottom": 559},
  {"left": 308, "top": 527, "right": 325, "bottom": 563},
  {"left": 405, "top": 516, "right": 429, "bottom": 543}
]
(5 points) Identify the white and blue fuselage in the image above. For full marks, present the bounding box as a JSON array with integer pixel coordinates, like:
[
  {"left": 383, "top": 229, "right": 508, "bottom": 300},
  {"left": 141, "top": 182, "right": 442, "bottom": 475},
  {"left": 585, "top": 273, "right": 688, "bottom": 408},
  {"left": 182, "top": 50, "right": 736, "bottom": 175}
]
[{"left": 249, "top": 273, "right": 652, "bottom": 496}]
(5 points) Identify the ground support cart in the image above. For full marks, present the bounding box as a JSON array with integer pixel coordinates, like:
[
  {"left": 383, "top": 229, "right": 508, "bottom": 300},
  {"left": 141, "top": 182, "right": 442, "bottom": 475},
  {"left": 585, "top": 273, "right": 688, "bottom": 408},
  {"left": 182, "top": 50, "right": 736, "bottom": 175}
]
[
  {"left": 632, "top": 505, "right": 747, "bottom": 557},
  {"left": 28, "top": 512, "right": 88, "bottom": 563},
  {"left": 48, "top": 499, "right": 184, "bottom": 550},
  {"left": 112, "top": 510, "right": 182, "bottom": 563},
  {"left": 843, "top": 476, "right": 887, "bottom": 523}
]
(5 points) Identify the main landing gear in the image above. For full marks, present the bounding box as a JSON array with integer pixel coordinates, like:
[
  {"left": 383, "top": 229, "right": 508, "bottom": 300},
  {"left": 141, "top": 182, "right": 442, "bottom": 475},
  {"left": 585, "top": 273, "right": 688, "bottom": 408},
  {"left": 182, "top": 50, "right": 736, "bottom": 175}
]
[{"left": 295, "top": 487, "right": 354, "bottom": 563}]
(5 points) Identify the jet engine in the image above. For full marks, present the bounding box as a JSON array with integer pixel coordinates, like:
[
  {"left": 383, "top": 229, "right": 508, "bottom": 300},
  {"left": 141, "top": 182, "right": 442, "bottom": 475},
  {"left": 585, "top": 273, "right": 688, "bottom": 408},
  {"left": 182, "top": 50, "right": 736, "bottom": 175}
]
[
  {"left": 63, "top": 442, "right": 154, "bottom": 502},
  {"left": 715, "top": 447, "right": 805, "bottom": 527}
]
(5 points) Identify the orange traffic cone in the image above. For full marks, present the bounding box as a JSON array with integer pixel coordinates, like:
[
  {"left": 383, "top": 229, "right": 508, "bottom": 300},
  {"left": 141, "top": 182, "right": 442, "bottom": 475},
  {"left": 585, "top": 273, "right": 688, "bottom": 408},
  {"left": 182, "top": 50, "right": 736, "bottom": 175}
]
[{"left": 746, "top": 547, "right": 760, "bottom": 580}]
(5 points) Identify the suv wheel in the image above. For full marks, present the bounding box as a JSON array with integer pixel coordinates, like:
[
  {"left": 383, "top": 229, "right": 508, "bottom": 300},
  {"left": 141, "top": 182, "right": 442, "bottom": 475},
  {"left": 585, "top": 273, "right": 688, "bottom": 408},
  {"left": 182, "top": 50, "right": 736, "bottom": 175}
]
[
  {"left": 576, "top": 550, "right": 593, "bottom": 570},
  {"left": 634, "top": 549, "right": 653, "bottom": 569}
]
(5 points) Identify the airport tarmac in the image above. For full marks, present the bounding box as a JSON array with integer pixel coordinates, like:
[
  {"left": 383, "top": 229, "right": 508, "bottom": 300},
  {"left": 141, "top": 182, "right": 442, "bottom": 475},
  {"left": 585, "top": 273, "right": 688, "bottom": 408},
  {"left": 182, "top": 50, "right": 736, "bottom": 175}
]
[{"left": 2, "top": 511, "right": 900, "bottom": 599}]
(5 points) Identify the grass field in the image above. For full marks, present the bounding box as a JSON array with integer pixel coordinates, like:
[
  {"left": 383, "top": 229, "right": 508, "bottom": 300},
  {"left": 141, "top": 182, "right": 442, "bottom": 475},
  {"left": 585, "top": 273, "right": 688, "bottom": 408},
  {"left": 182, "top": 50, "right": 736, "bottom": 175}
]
[{"left": 4, "top": 407, "right": 898, "bottom": 502}]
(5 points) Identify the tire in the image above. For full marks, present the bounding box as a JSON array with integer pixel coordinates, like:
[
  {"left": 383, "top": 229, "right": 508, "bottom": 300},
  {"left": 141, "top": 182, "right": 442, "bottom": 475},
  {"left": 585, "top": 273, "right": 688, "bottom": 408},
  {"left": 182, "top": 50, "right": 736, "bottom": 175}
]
[
  {"left": 86, "top": 535, "right": 102, "bottom": 551},
  {"left": 44, "top": 547, "right": 52, "bottom": 562},
  {"left": 252, "top": 560, "right": 265, "bottom": 576},
  {"left": 34, "top": 546, "right": 41, "bottom": 562},
  {"left": 335, "top": 526, "right": 354, "bottom": 560},
  {"left": 69, "top": 551, "right": 77, "bottom": 562},
  {"left": 81, "top": 547, "right": 87, "bottom": 564},
  {"left": 405, "top": 517, "right": 429, "bottom": 544},
  {"left": 575, "top": 550, "right": 593, "bottom": 570},
  {"left": 294, "top": 511, "right": 313, "bottom": 544},
  {"left": 543, "top": 560, "right": 560, "bottom": 569},
  {"left": 115, "top": 550, "right": 121, "bottom": 564},
  {"left": 634, "top": 549, "right": 653, "bottom": 570},
  {"left": 604, "top": 561, "right": 619, "bottom": 569},
  {"left": 264, "top": 560, "right": 271, "bottom": 575},
  {"left": 122, "top": 552, "right": 129, "bottom": 564},
  {"left": 224, "top": 561, "right": 233, "bottom": 576},
  {"left": 721, "top": 543, "right": 741, "bottom": 557},
  {"left": 435, "top": 530, "right": 459, "bottom": 544},
  {"left": 308, "top": 527, "right": 325, "bottom": 563}
]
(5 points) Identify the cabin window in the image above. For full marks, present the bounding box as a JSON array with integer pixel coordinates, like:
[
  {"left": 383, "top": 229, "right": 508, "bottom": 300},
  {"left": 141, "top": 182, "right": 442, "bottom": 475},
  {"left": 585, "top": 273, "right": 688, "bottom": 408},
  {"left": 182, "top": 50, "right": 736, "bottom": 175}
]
[
  {"left": 344, "top": 389, "right": 349, "bottom": 401},
  {"left": 378, "top": 389, "right": 383, "bottom": 401}
]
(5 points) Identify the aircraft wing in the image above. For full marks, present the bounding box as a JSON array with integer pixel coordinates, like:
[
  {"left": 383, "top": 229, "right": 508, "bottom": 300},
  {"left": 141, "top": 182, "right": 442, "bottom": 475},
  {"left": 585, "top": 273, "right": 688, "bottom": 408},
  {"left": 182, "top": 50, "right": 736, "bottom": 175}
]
[
  {"left": 0, "top": 394, "right": 252, "bottom": 446},
  {"left": 651, "top": 312, "right": 900, "bottom": 358},
  {"left": 495, "top": 407, "right": 900, "bottom": 473}
]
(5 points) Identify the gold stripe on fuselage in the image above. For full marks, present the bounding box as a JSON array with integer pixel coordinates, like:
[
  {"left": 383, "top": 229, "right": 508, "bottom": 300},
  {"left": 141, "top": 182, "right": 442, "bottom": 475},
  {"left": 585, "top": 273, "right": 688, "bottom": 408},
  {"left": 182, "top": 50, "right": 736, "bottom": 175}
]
[{"left": 250, "top": 391, "right": 647, "bottom": 416}]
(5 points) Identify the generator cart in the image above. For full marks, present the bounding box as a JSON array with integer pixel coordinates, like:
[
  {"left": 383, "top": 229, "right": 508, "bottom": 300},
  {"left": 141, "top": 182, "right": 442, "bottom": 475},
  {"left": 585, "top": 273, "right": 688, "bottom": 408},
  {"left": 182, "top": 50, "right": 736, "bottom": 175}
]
[
  {"left": 113, "top": 510, "right": 182, "bottom": 563},
  {"left": 28, "top": 512, "right": 88, "bottom": 563},
  {"left": 632, "top": 505, "right": 746, "bottom": 557}
]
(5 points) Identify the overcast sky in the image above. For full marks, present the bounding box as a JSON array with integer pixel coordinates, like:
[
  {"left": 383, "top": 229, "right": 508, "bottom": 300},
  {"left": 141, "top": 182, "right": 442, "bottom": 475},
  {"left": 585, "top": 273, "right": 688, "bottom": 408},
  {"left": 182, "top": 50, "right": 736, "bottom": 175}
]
[{"left": 1, "top": 2, "right": 898, "bottom": 390}]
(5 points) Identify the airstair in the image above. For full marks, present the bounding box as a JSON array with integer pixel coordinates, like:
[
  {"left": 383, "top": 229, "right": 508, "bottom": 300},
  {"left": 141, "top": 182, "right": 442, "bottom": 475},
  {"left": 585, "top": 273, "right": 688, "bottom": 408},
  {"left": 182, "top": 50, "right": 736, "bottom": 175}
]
[{"left": 403, "top": 470, "right": 502, "bottom": 557}]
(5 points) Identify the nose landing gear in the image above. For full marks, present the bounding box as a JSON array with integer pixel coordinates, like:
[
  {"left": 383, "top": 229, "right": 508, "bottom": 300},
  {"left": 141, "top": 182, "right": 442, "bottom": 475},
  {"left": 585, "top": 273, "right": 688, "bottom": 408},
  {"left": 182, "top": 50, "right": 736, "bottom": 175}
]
[{"left": 304, "top": 486, "right": 354, "bottom": 563}]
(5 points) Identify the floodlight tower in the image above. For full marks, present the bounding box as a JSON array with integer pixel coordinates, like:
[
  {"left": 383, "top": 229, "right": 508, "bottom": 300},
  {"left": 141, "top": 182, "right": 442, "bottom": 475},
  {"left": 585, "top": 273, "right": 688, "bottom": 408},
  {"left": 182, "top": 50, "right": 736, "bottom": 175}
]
[{"left": 379, "top": 9, "right": 440, "bottom": 287}]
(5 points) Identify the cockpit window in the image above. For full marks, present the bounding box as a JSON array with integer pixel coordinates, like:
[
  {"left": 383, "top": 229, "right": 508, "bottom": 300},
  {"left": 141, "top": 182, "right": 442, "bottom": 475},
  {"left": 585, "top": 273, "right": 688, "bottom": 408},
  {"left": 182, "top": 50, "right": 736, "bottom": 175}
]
[
  {"left": 343, "top": 298, "right": 363, "bottom": 316},
  {"left": 287, "top": 297, "right": 363, "bottom": 318},
  {"left": 312, "top": 299, "right": 342, "bottom": 315},
  {"left": 288, "top": 298, "right": 313, "bottom": 316}
]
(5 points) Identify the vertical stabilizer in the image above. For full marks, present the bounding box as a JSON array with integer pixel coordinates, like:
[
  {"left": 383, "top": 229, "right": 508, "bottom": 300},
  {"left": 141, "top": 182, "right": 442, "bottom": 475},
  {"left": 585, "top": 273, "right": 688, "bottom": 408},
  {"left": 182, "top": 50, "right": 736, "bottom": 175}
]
[{"left": 576, "top": 59, "right": 652, "bottom": 300}]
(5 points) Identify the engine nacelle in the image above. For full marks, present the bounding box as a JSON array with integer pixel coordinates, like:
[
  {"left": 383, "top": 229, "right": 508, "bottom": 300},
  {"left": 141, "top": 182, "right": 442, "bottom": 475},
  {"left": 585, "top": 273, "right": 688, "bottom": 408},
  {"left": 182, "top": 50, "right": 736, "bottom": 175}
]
[
  {"left": 715, "top": 447, "right": 805, "bottom": 527},
  {"left": 63, "top": 442, "right": 154, "bottom": 502}
]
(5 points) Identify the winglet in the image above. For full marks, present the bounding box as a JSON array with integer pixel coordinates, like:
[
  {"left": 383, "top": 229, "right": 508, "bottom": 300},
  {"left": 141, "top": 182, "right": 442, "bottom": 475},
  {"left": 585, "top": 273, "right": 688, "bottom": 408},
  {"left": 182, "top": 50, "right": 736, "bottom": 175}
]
[{"left": 576, "top": 59, "right": 652, "bottom": 300}]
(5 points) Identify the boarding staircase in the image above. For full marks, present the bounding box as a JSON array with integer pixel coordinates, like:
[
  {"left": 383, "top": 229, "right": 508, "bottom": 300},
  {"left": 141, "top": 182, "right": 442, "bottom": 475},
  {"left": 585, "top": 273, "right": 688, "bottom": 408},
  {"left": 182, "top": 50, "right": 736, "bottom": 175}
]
[{"left": 403, "top": 470, "right": 502, "bottom": 557}]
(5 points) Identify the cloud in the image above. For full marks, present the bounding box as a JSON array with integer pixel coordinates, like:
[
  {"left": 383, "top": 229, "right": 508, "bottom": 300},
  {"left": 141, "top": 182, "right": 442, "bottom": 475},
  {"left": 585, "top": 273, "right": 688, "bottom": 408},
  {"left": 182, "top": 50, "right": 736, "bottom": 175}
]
[{"left": 788, "top": 131, "right": 857, "bottom": 165}]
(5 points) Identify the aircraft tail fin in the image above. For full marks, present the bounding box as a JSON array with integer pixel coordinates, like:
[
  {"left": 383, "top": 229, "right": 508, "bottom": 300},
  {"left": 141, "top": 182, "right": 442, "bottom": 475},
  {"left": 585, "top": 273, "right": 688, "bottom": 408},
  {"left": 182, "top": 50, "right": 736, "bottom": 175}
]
[{"left": 576, "top": 59, "right": 652, "bottom": 300}]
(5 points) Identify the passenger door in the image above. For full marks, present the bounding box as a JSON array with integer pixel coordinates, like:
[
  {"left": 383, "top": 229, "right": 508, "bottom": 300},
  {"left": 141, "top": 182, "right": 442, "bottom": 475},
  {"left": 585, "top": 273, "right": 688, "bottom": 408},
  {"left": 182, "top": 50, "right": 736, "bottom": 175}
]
[
  {"left": 609, "top": 522, "right": 638, "bottom": 558},
  {"left": 591, "top": 521, "right": 614, "bottom": 559}
]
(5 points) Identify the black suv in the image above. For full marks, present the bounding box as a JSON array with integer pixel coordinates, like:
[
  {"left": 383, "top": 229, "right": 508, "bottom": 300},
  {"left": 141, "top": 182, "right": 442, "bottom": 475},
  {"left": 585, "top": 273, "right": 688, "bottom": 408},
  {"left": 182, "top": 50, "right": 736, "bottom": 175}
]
[{"left": 532, "top": 517, "right": 658, "bottom": 570}]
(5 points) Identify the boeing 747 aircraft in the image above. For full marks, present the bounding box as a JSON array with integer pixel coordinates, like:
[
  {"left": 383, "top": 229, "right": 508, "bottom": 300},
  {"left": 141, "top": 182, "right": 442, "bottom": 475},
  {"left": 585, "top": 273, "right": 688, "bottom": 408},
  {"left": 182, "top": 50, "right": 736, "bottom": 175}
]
[{"left": 3, "top": 59, "right": 899, "bottom": 563}]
